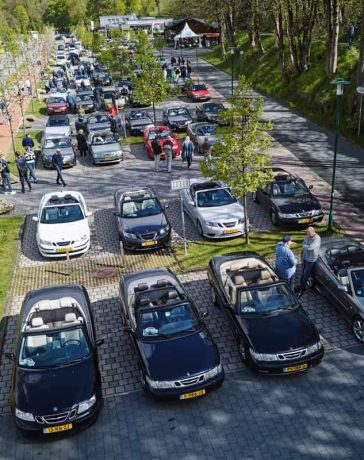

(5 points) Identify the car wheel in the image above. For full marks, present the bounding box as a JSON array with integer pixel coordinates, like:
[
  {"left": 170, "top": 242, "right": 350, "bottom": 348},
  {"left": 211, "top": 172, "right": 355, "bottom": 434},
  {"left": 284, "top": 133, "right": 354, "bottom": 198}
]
[
  {"left": 197, "top": 220, "right": 204, "bottom": 237},
  {"left": 253, "top": 192, "right": 259, "bottom": 203},
  {"left": 306, "top": 276, "right": 315, "bottom": 289},
  {"left": 270, "top": 210, "right": 279, "bottom": 226},
  {"left": 352, "top": 317, "right": 364, "bottom": 342},
  {"left": 139, "top": 369, "right": 147, "bottom": 392},
  {"left": 210, "top": 284, "right": 217, "bottom": 305}
]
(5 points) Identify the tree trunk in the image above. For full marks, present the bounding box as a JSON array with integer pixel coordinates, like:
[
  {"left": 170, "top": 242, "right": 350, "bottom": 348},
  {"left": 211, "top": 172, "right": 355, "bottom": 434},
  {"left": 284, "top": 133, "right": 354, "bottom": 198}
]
[
  {"left": 253, "top": 0, "right": 264, "bottom": 53},
  {"left": 357, "top": 0, "right": 364, "bottom": 85},
  {"left": 274, "top": 0, "right": 287, "bottom": 82},
  {"left": 244, "top": 193, "right": 249, "bottom": 245},
  {"left": 325, "top": 0, "right": 340, "bottom": 76},
  {"left": 218, "top": 12, "right": 226, "bottom": 57}
]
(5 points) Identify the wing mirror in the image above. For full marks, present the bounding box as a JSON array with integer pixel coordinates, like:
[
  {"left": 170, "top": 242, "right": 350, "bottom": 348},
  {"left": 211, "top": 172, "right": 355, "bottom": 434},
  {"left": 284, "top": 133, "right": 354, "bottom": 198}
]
[
  {"left": 309, "top": 185, "right": 313, "bottom": 190},
  {"left": 338, "top": 284, "right": 348, "bottom": 293},
  {"left": 163, "top": 202, "right": 169, "bottom": 209},
  {"left": 5, "top": 352, "right": 15, "bottom": 361},
  {"left": 86, "top": 211, "right": 93, "bottom": 217},
  {"left": 201, "top": 310, "right": 209, "bottom": 320},
  {"left": 95, "top": 338, "right": 104, "bottom": 347},
  {"left": 32, "top": 216, "right": 39, "bottom": 222},
  {"left": 188, "top": 200, "right": 195, "bottom": 207},
  {"left": 123, "top": 326, "right": 134, "bottom": 335}
]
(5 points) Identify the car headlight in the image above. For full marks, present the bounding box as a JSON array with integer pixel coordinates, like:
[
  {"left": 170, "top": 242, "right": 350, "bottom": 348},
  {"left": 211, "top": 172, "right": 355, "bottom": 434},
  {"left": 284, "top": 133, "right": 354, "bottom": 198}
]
[
  {"left": 249, "top": 348, "right": 278, "bottom": 361},
  {"left": 77, "top": 394, "right": 96, "bottom": 414},
  {"left": 39, "top": 238, "right": 53, "bottom": 246},
  {"left": 205, "top": 221, "right": 219, "bottom": 228},
  {"left": 112, "top": 151, "right": 122, "bottom": 156},
  {"left": 124, "top": 232, "right": 138, "bottom": 240},
  {"left": 15, "top": 408, "right": 35, "bottom": 422},
  {"left": 306, "top": 341, "right": 322, "bottom": 355},
  {"left": 160, "top": 224, "right": 170, "bottom": 235},
  {"left": 310, "top": 209, "right": 322, "bottom": 216},
  {"left": 278, "top": 212, "right": 297, "bottom": 219},
  {"left": 145, "top": 375, "right": 175, "bottom": 389},
  {"left": 204, "top": 363, "right": 223, "bottom": 379},
  {"left": 63, "top": 155, "right": 73, "bottom": 160},
  {"left": 238, "top": 218, "right": 244, "bottom": 224}
]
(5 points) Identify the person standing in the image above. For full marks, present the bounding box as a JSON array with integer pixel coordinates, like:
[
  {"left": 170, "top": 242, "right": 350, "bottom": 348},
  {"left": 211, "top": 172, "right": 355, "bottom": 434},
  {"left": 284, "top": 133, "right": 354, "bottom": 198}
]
[
  {"left": 24, "top": 146, "right": 37, "bottom": 183},
  {"left": 22, "top": 133, "right": 34, "bottom": 149},
  {"left": 348, "top": 22, "right": 355, "bottom": 47},
  {"left": 52, "top": 149, "right": 66, "bottom": 187},
  {"left": 76, "top": 129, "right": 88, "bottom": 157},
  {"left": 201, "top": 137, "right": 212, "bottom": 162},
  {"left": 0, "top": 155, "right": 16, "bottom": 194},
  {"left": 275, "top": 235, "right": 297, "bottom": 292},
  {"left": 181, "top": 136, "right": 194, "bottom": 169},
  {"left": 110, "top": 115, "right": 117, "bottom": 135},
  {"left": 163, "top": 136, "right": 174, "bottom": 173},
  {"left": 300, "top": 226, "right": 321, "bottom": 291},
  {"left": 25, "top": 78, "right": 32, "bottom": 95},
  {"left": 152, "top": 137, "right": 162, "bottom": 172},
  {"left": 15, "top": 151, "right": 31, "bottom": 193},
  {"left": 66, "top": 93, "right": 75, "bottom": 114}
]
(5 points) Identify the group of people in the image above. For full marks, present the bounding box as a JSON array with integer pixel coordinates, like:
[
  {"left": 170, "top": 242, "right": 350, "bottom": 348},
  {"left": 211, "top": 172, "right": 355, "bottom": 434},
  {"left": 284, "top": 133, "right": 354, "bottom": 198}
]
[{"left": 164, "top": 57, "right": 192, "bottom": 85}]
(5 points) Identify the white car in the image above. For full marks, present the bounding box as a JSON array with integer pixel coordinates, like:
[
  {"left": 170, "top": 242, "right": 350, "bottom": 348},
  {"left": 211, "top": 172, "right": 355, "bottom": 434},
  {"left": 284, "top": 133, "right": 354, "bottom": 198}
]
[
  {"left": 33, "top": 191, "right": 92, "bottom": 258},
  {"left": 181, "top": 180, "right": 246, "bottom": 238},
  {"left": 74, "top": 75, "right": 90, "bottom": 88},
  {"left": 56, "top": 54, "right": 67, "bottom": 66}
]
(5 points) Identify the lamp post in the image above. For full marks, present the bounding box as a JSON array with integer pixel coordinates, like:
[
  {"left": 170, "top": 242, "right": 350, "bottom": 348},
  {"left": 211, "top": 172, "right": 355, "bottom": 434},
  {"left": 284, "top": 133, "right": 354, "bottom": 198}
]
[{"left": 328, "top": 78, "right": 350, "bottom": 232}]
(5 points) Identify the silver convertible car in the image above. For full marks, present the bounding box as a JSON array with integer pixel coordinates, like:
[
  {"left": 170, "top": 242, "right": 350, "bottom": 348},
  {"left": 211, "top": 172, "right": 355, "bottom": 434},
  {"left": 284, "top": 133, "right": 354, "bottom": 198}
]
[
  {"left": 310, "top": 237, "right": 364, "bottom": 342},
  {"left": 87, "top": 131, "right": 123, "bottom": 165}
]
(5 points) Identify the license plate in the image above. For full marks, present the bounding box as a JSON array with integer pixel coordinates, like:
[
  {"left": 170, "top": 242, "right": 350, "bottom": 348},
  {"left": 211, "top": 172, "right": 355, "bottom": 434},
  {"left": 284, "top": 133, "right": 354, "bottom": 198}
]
[
  {"left": 299, "top": 218, "right": 313, "bottom": 224},
  {"left": 142, "top": 241, "right": 158, "bottom": 247},
  {"left": 224, "top": 228, "right": 239, "bottom": 234},
  {"left": 283, "top": 363, "right": 308, "bottom": 373},
  {"left": 58, "top": 246, "right": 73, "bottom": 253},
  {"left": 105, "top": 156, "right": 116, "bottom": 161},
  {"left": 42, "top": 423, "right": 73, "bottom": 434},
  {"left": 179, "top": 389, "right": 206, "bottom": 400}
]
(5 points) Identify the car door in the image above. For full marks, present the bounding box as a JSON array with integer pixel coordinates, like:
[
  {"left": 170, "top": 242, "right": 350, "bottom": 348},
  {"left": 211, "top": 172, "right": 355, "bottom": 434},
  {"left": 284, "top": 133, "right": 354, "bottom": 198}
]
[
  {"left": 183, "top": 187, "right": 197, "bottom": 221},
  {"left": 196, "top": 106, "right": 202, "bottom": 121},
  {"left": 257, "top": 184, "right": 271, "bottom": 210}
]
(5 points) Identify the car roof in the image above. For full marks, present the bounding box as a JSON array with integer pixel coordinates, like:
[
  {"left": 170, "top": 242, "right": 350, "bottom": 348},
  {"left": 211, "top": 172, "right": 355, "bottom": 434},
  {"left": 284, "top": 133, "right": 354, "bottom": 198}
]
[{"left": 190, "top": 181, "right": 223, "bottom": 192}]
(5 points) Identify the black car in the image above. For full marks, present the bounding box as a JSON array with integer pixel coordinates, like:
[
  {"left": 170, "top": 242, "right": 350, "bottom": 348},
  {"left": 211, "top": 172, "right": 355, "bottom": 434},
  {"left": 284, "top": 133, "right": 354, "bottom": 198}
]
[
  {"left": 6, "top": 284, "right": 104, "bottom": 434},
  {"left": 75, "top": 94, "right": 95, "bottom": 113},
  {"left": 76, "top": 86, "right": 94, "bottom": 99},
  {"left": 311, "top": 237, "right": 364, "bottom": 342},
  {"left": 125, "top": 110, "right": 153, "bottom": 135},
  {"left": 163, "top": 107, "right": 193, "bottom": 131},
  {"left": 208, "top": 252, "right": 324, "bottom": 375},
  {"left": 254, "top": 168, "right": 324, "bottom": 226},
  {"left": 196, "top": 102, "right": 227, "bottom": 125},
  {"left": 120, "top": 268, "right": 224, "bottom": 399},
  {"left": 85, "top": 114, "right": 112, "bottom": 133},
  {"left": 114, "top": 188, "right": 171, "bottom": 250}
]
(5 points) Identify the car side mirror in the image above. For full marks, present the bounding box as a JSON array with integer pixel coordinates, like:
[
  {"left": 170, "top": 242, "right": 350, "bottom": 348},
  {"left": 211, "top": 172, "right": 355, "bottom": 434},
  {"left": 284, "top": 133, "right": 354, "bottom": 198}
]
[
  {"left": 201, "top": 310, "right": 209, "bottom": 320},
  {"left": 32, "top": 216, "right": 39, "bottom": 222},
  {"left": 5, "top": 352, "right": 15, "bottom": 361},
  {"left": 163, "top": 203, "right": 169, "bottom": 209},
  {"left": 309, "top": 185, "right": 313, "bottom": 190},
  {"left": 188, "top": 200, "right": 195, "bottom": 207},
  {"left": 124, "top": 326, "right": 134, "bottom": 335},
  {"left": 338, "top": 284, "right": 348, "bottom": 293},
  {"left": 86, "top": 211, "right": 92, "bottom": 217},
  {"left": 95, "top": 339, "right": 104, "bottom": 347}
]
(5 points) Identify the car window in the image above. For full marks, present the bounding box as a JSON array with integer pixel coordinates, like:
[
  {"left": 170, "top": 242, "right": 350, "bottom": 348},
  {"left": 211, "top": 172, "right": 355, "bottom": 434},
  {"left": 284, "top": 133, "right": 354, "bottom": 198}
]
[
  {"left": 47, "top": 117, "right": 69, "bottom": 127},
  {"left": 192, "top": 85, "right": 207, "bottom": 91},
  {"left": 48, "top": 97, "right": 66, "bottom": 104},
  {"left": 44, "top": 138, "right": 71, "bottom": 149},
  {"left": 271, "top": 179, "right": 308, "bottom": 197},
  {"left": 196, "top": 188, "right": 237, "bottom": 208},
  {"left": 197, "top": 125, "right": 218, "bottom": 136},
  {"left": 121, "top": 198, "right": 161, "bottom": 218},
  {"left": 40, "top": 204, "right": 84, "bottom": 223},
  {"left": 76, "top": 95, "right": 92, "bottom": 102},
  {"left": 350, "top": 269, "right": 364, "bottom": 297},
  {"left": 19, "top": 327, "right": 90, "bottom": 368},
  {"left": 205, "top": 104, "right": 223, "bottom": 113},
  {"left": 92, "top": 134, "right": 117, "bottom": 145},
  {"left": 239, "top": 283, "right": 296, "bottom": 314},
  {"left": 87, "top": 115, "right": 109, "bottom": 124}
]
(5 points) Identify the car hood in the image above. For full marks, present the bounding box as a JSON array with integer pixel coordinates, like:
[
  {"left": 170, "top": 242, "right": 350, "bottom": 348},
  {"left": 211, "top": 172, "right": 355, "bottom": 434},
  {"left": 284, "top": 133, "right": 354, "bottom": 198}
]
[
  {"left": 15, "top": 356, "right": 96, "bottom": 414},
  {"left": 43, "top": 147, "right": 74, "bottom": 157},
  {"left": 120, "top": 213, "right": 167, "bottom": 233},
  {"left": 77, "top": 100, "right": 94, "bottom": 106},
  {"left": 45, "top": 127, "right": 71, "bottom": 136},
  {"left": 241, "top": 309, "right": 319, "bottom": 353},
  {"left": 87, "top": 123, "right": 111, "bottom": 132},
  {"left": 168, "top": 115, "right": 191, "bottom": 124},
  {"left": 38, "top": 219, "right": 89, "bottom": 242},
  {"left": 196, "top": 134, "right": 219, "bottom": 145},
  {"left": 91, "top": 144, "right": 120, "bottom": 154},
  {"left": 139, "top": 330, "right": 219, "bottom": 380},
  {"left": 130, "top": 119, "right": 152, "bottom": 127},
  {"left": 48, "top": 102, "right": 67, "bottom": 108},
  {"left": 273, "top": 195, "right": 321, "bottom": 214},
  {"left": 197, "top": 202, "right": 244, "bottom": 221}
]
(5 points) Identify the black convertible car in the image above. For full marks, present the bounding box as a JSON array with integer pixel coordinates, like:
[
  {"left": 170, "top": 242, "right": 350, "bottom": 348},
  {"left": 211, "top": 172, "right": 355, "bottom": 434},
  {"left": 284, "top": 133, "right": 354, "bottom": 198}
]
[
  {"left": 207, "top": 252, "right": 324, "bottom": 374},
  {"left": 195, "top": 102, "right": 227, "bottom": 125},
  {"left": 6, "top": 284, "right": 103, "bottom": 434},
  {"left": 125, "top": 110, "right": 153, "bottom": 135},
  {"left": 310, "top": 237, "right": 364, "bottom": 342},
  {"left": 119, "top": 268, "right": 224, "bottom": 399},
  {"left": 114, "top": 188, "right": 171, "bottom": 250},
  {"left": 163, "top": 107, "right": 193, "bottom": 131},
  {"left": 254, "top": 168, "right": 324, "bottom": 226}
]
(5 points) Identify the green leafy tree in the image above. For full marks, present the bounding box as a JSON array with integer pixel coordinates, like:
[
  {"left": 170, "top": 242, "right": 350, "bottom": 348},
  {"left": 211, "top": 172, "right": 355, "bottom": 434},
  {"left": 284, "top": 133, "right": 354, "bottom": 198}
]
[
  {"left": 13, "top": 5, "right": 29, "bottom": 33},
  {"left": 200, "top": 76, "right": 273, "bottom": 244}
]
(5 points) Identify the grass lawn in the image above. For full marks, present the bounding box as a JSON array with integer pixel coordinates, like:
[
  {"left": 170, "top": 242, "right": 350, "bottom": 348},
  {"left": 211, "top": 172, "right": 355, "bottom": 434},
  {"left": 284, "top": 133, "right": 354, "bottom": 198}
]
[
  {"left": 0, "top": 216, "right": 23, "bottom": 319},
  {"left": 120, "top": 135, "right": 144, "bottom": 145},
  {"left": 25, "top": 97, "right": 46, "bottom": 117}
]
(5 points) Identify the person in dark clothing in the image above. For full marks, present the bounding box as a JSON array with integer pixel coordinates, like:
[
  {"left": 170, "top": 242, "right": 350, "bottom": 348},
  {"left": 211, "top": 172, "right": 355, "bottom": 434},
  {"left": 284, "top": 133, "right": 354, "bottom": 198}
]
[
  {"left": 0, "top": 155, "right": 15, "bottom": 194},
  {"left": 152, "top": 138, "right": 162, "bottom": 172},
  {"left": 66, "top": 94, "right": 75, "bottom": 114},
  {"left": 52, "top": 149, "right": 66, "bottom": 186},
  {"left": 22, "top": 134, "right": 34, "bottom": 149},
  {"left": 163, "top": 136, "right": 174, "bottom": 173},
  {"left": 75, "top": 116, "right": 88, "bottom": 134},
  {"left": 171, "top": 56, "right": 176, "bottom": 65},
  {"left": 76, "top": 129, "right": 88, "bottom": 157},
  {"left": 110, "top": 115, "right": 117, "bottom": 135},
  {"left": 181, "top": 136, "right": 194, "bottom": 169},
  {"left": 348, "top": 23, "right": 355, "bottom": 47},
  {"left": 15, "top": 151, "right": 31, "bottom": 193}
]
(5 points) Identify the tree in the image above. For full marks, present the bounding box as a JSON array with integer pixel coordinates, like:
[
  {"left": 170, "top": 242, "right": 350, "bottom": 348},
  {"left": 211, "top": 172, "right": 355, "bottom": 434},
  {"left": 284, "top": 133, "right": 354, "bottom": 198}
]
[
  {"left": 13, "top": 5, "right": 29, "bottom": 34},
  {"left": 200, "top": 76, "right": 273, "bottom": 244},
  {"left": 358, "top": 0, "right": 364, "bottom": 85},
  {"left": 325, "top": 0, "right": 340, "bottom": 76}
]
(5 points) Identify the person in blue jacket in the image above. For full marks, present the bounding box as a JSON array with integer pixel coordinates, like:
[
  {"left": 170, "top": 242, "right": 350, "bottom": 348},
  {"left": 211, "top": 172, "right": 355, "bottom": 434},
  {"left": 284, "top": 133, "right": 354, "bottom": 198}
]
[{"left": 275, "top": 235, "right": 297, "bottom": 292}]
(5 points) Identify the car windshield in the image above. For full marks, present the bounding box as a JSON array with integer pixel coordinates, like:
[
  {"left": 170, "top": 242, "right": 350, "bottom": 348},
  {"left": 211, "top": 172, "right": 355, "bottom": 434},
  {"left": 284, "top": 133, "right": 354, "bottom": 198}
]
[
  {"left": 205, "top": 104, "right": 224, "bottom": 113},
  {"left": 121, "top": 197, "right": 161, "bottom": 218},
  {"left": 103, "top": 92, "right": 113, "bottom": 100},
  {"left": 19, "top": 327, "right": 90, "bottom": 368},
  {"left": 76, "top": 95, "right": 92, "bottom": 102},
  {"left": 239, "top": 283, "right": 296, "bottom": 314},
  {"left": 196, "top": 125, "right": 218, "bottom": 136},
  {"left": 47, "top": 117, "right": 69, "bottom": 127},
  {"left": 40, "top": 204, "right": 84, "bottom": 224},
  {"left": 192, "top": 84, "right": 207, "bottom": 91},
  {"left": 87, "top": 115, "right": 109, "bottom": 124},
  {"left": 350, "top": 269, "right": 364, "bottom": 297},
  {"left": 272, "top": 179, "right": 308, "bottom": 197},
  {"left": 92, "top": 134, "right": 117, "bottom": 145},
  {"left": 168, "top": 108, "right": 189, "bottom": 117},
  {"left": 130, "top": 111, "right": 148, "bottom": 119},
  {"left": 148, "top": 129, "right": 172, "bottom": 140},
  {"left": 44, "top": 138, "right": 72, "bottom": 149},
  {"left": 48, "top": 97, "right": 66, "bottom": 104},
  {"left": 75, "top": 75, "right": 86, "bottom": 80},
  {"left": 196, "top": 188, "right": 237, "bottom": 207},
  {"left": 138, "top": 303, "right": 199, "bottom": 339}
]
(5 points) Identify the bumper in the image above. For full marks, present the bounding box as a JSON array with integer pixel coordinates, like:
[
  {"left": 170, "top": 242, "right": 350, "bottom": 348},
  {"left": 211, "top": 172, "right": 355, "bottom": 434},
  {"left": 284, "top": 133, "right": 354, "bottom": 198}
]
[
  {"left": 92, "top": 156, "right": 123, "bottom": 164},
  {"left": 77, "top": 106, "right": 95, "bottom": 113},
  {"left": 277, "top": 214, "right": 324, "bottom": 226},
  {"left": 202, "top": 224, "right": 245, "bottom": 239},
  {"left": 191, "top": 95, "right": 211, "bottom": 101},
  {"left": 130, "top": 126, "right": 150, "bottom": 135},
  {"left": 121, "top": 232, "right": 170, "bottom": 250},
  {"left": 249, "top": 349, "right": 324, "bottom": 375},
  {"left": 42, "top": 159, "right": 76, "bottom": 169},
  {"left": 38, "top": 240, "right": 90, "bottom": 258},
  {"left": 47, "top": 108, "right": 68, "bottom": 115}
]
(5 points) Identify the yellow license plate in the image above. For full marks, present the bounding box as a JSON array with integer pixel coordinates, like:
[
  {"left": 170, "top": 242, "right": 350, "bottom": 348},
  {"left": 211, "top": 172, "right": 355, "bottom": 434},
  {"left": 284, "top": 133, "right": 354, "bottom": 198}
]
[
  {"left": 105, "top": 156, "right": 116, "bottom": 161},
  {"left": 43, "top": 423, "right": 73, "bottom": 434},
  {"left": 283, "top": 363, "right": 308, "bottom": 373},
  {"left": 224, "top": 228, "right": 239, "bottom": 234},
  {"left": 299, "top": 218, "right": 313, "bottom": 224},
  {"left": 142, "top": 241, "right": 158, "bottom": 247},
  {"left": 58, "top": 247, "right": 73, "bottom": 253},
  {"left": 179, "top": 389, "right": 206, "bottom": 400}
]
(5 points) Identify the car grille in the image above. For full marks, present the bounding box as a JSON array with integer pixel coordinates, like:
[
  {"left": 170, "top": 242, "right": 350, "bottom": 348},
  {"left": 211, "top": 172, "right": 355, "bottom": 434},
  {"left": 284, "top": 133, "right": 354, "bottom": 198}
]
[
  {"left": 35, "top": 408, "right": 78, "bottom": 425},
  {"left": 54, "top": 241, "right": 74, "bottom": 247},
  {"left": 140, "top": 232, "right": 156, "bottom": 240},
  {"left": 222, "top": 221, "right": 236, "bottom": 228},
  {"left": 277, "top": 349, "right": 307, "bottom": 360},
  {"left": 174, "top": 374, "right": 205, "bottom": 387}
]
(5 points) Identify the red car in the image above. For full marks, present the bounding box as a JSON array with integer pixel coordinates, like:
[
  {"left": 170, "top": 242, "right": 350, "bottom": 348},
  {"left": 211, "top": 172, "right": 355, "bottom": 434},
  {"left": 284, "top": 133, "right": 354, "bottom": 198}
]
[
  {"left": 187, "top": 83, "right": 211, "bottom": 102},
  {"left": 46, "top": 96, "right": 68, "bottom": 116},
  {"left": 143, "top": 125, "right": 181, "bottom": 160}
]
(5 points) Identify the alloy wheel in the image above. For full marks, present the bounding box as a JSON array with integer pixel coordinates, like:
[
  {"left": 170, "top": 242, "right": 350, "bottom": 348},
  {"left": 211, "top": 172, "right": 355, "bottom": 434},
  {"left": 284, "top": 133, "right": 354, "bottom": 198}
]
[
  {"left": 210, "top": 284, "right": 217, "bottom": 305},
  {"left": 352, "top": 318, "right": 364, "bottom": 342},
  {"left": 197, "top": 220, "right": 203, "bottom": 237}
]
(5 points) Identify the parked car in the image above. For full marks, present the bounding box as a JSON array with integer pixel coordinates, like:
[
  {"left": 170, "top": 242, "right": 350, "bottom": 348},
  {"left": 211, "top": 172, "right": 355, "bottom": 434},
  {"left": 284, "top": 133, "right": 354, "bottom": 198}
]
[
  {"left": 181, "top": 180, "right": 246, "bottom": 238},
  {"left": 46, "top": 96, "right": 68, "bottom": 116},
  {"left": 207, "top": 252, "right": 324, "bottom": 374},
  {"left": 76, "top": 86, "right": 94, "bottom": 100},
  {"left": 7, "top": 284, "right": 103, "bottom": 434},
  {"left": 254, "top": 168, "right": 324, "bottom": 226},
  {"left": 119, "top": 268, "right": 224, "bottom": 398},
  {"left": 196, "top": 102, "right": 227, "bottom": 124},
  {"left": 310, "top": 237, "right": 364, "bottom": 342},
  {"left": 44, "top": 115, "right": 71, "bottom": 138},
  {"left": 87, "top": 131, "right": 123, "bottom": 165},
  {"left": 163, "top": 107, "right": 193, "bottom": 131},
  {"left": 187, "top": 83, "right": 211, "bottom": 101},
  {"left": 100, "top": 87, "right": 126, "bottom": 111},
  {"left": 187, "top": 122, "right": 219, "bottom": 154},
  {"left": 85, "top": 114, "right": 112, "bottom": 134},
  {"left": 143, "top": 125, "right": 180, "bottom": 160},
  {"left": 33, "top": 191, "right": 92, "bottom": 258},
  {"left": 74, "top": 75, "right": 90, "bottom": 88},
  {"left": 75, "top": 94, "right": 95, "bottom": 113},
  {"left": 55, "top": 54, "right": 67, "bottom": 66},
  {"left": 114, "top": 188, "right": 170, "bottom": 250},
  {"left": 125, "top": 110, "right": 153, "bottom": 135},
  {"left": 41, "top": 136, "right": 76, "bottom": 169}
]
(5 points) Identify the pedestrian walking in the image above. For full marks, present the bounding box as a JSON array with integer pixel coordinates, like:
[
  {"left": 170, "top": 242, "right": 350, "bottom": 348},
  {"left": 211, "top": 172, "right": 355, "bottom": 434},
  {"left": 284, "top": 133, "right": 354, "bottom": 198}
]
[
  {"left": 181, "top": 136, "right": 194, "bottom": 169},
  {"left": 76, "top": 129, "right": 88, "bottom": 157},
  {"left": 201, "top": 137, "right": 212, "bottom": 162},
  {"left": 110, "top": 115, "right": 117, "bottom": 135},
  {"left": 52, "top": 149, "right": 66, "bottom": 187},
  {"left": 25, "top": 78, "right": 32, "bottom": 95},
  {"left": 275, "top": 235, "right": 297, "bottom": 292},
  {"left": 152, "top": 137, "right": 162, "bottom": 172},
  {"left": 66, "top": 93, "right": 75, "bottom": 114},
  {"left": 299, "top": 226, "right": 321, "bottom": 291},
  {"left": 163, "top": 136, "right": 174, "bottom": 173},
  {"left": 24, "top": 147, "right": 37, "bottom": 183},
  {"left": 0, "top": 155, "right": 15, "bottom": 194},
  {"left": 15, "top": 152, "right": 31, "bottom": 193},
  {"left": 22, "top": 133, "right": 34, "bottom": 149},
  {"left": 348, "top": 22, "right": 355, "bottom": 47}
]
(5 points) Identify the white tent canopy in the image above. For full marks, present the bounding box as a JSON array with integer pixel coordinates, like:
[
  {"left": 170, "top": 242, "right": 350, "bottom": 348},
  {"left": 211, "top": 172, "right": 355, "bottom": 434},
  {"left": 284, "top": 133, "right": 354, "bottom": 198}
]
[{"left": 173, "top": 22, "right": 199, "bottom": 41}]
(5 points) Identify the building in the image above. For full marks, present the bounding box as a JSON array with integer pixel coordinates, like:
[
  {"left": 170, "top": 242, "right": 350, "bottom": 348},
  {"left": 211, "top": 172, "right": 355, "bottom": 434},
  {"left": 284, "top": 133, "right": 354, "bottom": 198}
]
[
  {"left": 99, "top": 15, "right": 173, "bottom": 33},
  {"left": 165, "top": 18, "right": 219, "bottom": 45}
]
